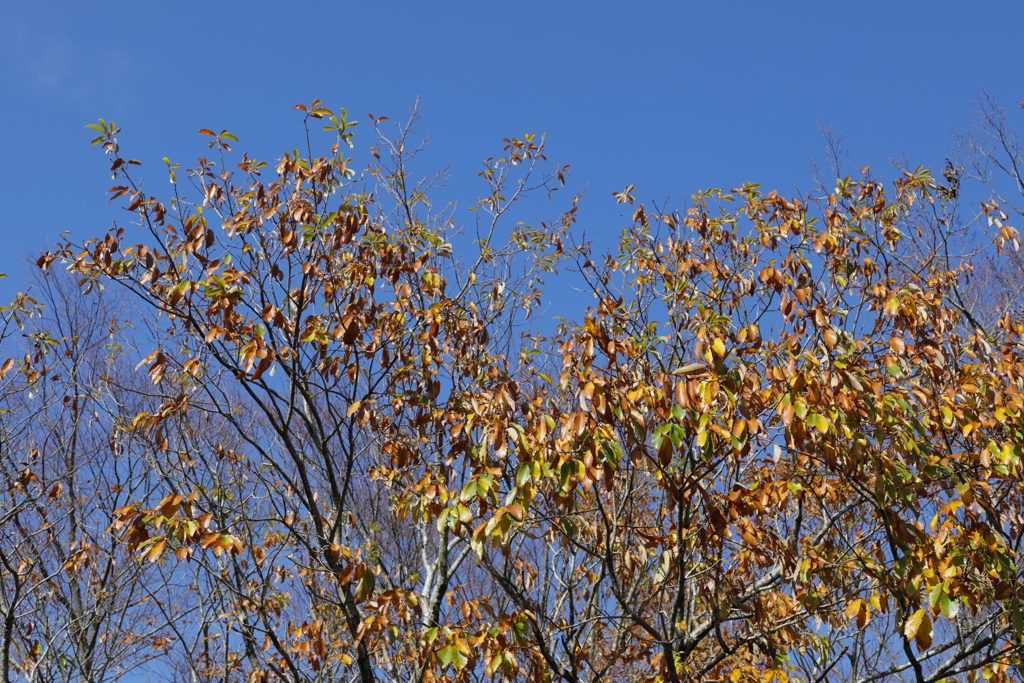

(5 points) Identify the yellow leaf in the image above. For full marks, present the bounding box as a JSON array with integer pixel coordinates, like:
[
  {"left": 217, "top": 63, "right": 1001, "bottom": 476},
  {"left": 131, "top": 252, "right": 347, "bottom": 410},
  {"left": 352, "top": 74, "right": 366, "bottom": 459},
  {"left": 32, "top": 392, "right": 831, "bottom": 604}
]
[
  {"left": 904, "top": 607, "right": 931, "bottom": 650},
  {"left": 671, "top": 362, "right": 707, "bottom": 376},
  {"left": 915, "top": 610, "right": 933, "bottom": 651},
  {"left": 146, "top": 539, "right": 166, "bottom": 563},
  {"left": 814, "top": 414, "right": 830, "bottom": 434}
]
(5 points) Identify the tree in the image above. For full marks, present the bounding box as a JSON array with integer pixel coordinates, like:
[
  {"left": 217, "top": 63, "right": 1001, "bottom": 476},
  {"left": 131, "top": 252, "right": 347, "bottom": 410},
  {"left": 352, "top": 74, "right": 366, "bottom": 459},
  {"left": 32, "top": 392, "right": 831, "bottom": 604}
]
[
  {"left": 0, "top": 272, "right": 185, "bottom": 683},
  {"left": 948, "top": 91, "right": 1024, "bottom": 330},
  {"left": 23, "top": 101, "right": 1024, "bottom": 683}
]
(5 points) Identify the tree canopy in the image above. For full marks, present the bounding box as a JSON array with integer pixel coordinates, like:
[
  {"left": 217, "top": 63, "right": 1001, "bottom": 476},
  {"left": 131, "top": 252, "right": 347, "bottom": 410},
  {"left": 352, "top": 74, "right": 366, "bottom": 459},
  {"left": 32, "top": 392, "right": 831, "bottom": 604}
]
[{"left": 2, "top": 100, "right": 1024, "bottom": 683}]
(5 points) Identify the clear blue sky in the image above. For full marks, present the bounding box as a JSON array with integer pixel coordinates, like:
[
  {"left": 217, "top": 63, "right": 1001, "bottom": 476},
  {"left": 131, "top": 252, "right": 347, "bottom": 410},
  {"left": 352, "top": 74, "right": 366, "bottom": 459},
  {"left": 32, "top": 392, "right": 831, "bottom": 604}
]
[{"left": 2, "top": 0, "right": 1023, "bottom": 303}]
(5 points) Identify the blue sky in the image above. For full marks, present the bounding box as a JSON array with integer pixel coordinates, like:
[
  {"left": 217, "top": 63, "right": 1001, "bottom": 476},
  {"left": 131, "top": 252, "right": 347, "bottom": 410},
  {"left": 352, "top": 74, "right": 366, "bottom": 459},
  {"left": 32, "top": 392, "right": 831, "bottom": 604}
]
[{"left": 2, "top": 0, "right": 1023, "bottom": 304}]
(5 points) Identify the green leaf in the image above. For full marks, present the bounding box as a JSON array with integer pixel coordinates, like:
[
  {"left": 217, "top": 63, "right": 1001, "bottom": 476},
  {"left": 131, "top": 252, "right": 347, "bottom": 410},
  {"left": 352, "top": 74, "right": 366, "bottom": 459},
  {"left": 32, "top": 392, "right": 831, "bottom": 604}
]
[
  {"left": 460, "top": 480, "right": 478, "bottom": 502},
  {"left": 668, "top": 424, "right": 684, "bottom": 449},
  {"left": 1011, "top": 601, "right": 1024, "bottom": 637},
  {"left": 451, "top": 646, "right": 468, "bottom": 670},
  {"left": 355, "top": 569, "right": 374, "bottom": 601},
  {"left": 599, "top": 439, "right": 623, "bottom": 464},
  {"left": 559, "top": 461, "right": 572, "bottom": 489},
  {"left": 516, "top": 463, "right": 531, "bottom": 487},
  {"left": 562, "top": 517, "right": 577, "bottom": 538},
  {"left": 940, "top": 594, "right": 959, "bottom": 620},
  {"left": 929, "top": 582, "right": 959, "bottom": 619}
]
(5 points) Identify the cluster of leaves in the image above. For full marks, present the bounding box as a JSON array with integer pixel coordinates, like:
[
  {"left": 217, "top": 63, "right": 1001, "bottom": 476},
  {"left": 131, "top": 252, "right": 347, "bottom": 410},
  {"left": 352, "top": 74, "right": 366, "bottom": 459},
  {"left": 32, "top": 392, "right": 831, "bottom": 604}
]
[{"left": 1, "top": 100, "right": 1023, "bottom": 683}]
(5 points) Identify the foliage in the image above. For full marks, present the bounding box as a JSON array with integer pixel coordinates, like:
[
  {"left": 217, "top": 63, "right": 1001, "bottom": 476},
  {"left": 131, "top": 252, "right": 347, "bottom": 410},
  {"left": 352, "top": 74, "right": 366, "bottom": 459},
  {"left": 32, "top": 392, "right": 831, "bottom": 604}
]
[{"left": 5, "top": 100, "right": 1024, "bottom": 683}]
